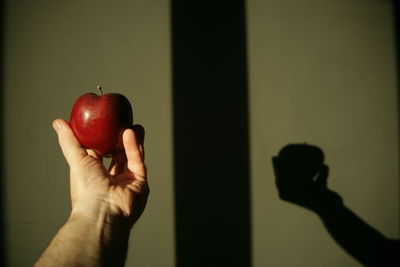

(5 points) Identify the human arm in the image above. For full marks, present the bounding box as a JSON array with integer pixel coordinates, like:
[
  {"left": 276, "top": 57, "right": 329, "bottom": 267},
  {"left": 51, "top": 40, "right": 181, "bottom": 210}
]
[{"left": 34, "top": 119, "right": 149, "bottom": 267}]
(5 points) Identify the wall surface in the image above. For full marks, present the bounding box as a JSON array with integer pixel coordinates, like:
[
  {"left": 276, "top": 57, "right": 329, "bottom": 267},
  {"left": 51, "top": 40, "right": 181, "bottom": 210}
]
[
  {"left": 3, "top": 0, "right": 174, "bottom": 266},
  {"left": 2, "top": 0, "right": 399, "bottom": 266},
  {"left": 247, "top": 0, "right": 399, "bottom": 266}
]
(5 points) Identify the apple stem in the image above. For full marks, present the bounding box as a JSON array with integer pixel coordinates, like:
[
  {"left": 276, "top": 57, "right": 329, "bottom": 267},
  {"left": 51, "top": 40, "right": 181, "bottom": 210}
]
[{"left": 97, "top": 85, "right": 103, "bottom": 95}]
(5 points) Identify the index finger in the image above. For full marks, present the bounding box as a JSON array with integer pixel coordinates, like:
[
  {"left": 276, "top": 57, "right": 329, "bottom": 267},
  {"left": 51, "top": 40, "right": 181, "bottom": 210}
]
[{"left": 53, "top": 119, "right": 87, "bottom": 167}]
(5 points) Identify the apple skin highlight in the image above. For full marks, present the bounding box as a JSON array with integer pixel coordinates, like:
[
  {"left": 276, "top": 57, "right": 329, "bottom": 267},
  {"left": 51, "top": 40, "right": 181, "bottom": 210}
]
[{"left": 70, "top": 90, "right": 133, "bottom": 157}]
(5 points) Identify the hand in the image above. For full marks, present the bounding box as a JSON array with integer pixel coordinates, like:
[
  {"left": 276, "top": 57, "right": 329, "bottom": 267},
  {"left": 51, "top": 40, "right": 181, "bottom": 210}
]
[
  {"left": 52, "top": 119, "right": 149, "bottom": 227},
  {"left": 35, "top": 119, "right": 149, "bottom": 267},
  {"left": 272, "top": 144, "right": 340, "bottom": 211}
]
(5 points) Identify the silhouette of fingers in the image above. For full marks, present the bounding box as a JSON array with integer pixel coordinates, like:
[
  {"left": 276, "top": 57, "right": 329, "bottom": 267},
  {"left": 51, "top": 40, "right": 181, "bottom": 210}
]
[
  {"left": 315, "top": 164, "right": 329, "bottom": 188},
  {"left": 132, "top": 124, "right": 145, "bottom": 160}
]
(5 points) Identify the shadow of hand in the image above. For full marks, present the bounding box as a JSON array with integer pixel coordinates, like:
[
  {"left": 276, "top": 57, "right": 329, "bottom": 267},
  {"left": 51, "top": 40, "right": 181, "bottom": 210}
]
[
  {"left": 272, "top": 144, "right": 341, "bottom": 211},
  {"left": 272, "top": 143, "right": 399, "bottom": 266}
]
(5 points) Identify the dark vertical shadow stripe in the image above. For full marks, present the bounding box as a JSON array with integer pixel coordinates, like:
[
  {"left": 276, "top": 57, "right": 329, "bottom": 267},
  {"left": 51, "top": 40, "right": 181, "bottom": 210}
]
[
  {"left": 0, "top": 1, "right": 7, "bottom": 266},
  {"left": 171, "top": 1, "right": 251, "bottom": 266},
  {"left": 393, "top": 0, "right": 400, "bottom": 234},
  {"left": 0, "top": 1, "right": 5, "bottom": 266}
]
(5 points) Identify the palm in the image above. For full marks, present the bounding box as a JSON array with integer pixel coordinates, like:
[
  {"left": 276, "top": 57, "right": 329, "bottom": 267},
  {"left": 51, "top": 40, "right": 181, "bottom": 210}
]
[
  {"left": 61, "top": 123, "right": 148, "bottom": 225},
  {"left": 106, "top": 150, "right": 148, "bottom": 223}
]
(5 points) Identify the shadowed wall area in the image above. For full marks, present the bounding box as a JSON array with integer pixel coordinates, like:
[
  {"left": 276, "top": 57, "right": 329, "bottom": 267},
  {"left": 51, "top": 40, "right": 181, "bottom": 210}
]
[
  {"left": 171, "top": 0, "right": 251, "bottom": 266},
  {"left": 0, "top": 0, "right": 5, "bottom": 266}
]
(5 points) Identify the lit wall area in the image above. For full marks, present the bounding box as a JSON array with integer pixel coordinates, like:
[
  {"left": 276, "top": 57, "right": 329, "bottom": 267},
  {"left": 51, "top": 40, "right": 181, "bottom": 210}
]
[
  {"left": 3, "top": 1, "right": 174, "bottom": 266},
  {"left": 248, "top": 0, "right": 399, "bottom": 266}
]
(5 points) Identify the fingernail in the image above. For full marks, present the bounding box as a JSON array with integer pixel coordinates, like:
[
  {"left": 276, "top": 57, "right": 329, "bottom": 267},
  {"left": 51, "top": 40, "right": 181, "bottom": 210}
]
[{"left": 52, "top": 120, "right": 62, "bottom": 132}]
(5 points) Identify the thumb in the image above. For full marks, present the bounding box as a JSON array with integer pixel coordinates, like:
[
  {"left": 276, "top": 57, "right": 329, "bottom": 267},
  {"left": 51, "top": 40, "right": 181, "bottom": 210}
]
[{"left": 52, "top": 119, "right": 87, "bottom": 167}]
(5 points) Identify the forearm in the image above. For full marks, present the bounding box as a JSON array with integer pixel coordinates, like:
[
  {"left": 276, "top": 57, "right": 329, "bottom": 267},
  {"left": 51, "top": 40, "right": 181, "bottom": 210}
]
[{"left": 35, "top": 212, "right": 131, "bottom": 267}]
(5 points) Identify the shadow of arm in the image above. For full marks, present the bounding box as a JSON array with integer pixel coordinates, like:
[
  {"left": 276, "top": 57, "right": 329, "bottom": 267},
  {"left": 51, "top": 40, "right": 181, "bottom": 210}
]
[{"left": 315, "top": 195, "right": 399, "bottom": 267}]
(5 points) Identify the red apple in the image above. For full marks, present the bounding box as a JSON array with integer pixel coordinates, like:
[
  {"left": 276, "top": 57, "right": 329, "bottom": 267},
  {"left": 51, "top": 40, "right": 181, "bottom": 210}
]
[{"left": 70, "top": 86, "right": 133, "bottom": 157}]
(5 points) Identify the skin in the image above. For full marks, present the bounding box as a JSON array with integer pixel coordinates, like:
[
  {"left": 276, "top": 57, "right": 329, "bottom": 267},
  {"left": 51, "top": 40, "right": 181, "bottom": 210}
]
[{"left": 34, "top": 119, "right": 149, "bottom": 267}]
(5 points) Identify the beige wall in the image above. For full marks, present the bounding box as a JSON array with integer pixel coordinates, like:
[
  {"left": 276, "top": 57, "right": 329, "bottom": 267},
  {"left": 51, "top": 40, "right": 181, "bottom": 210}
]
[
  {"left": 248, "top": 0, "right": 399, "bottom": 266},
  {"left": 3, "top": 0, "right": 399, "bottom": 266},
  {"left": 3, "top": 0, "right": 174, "bottom": 266}
]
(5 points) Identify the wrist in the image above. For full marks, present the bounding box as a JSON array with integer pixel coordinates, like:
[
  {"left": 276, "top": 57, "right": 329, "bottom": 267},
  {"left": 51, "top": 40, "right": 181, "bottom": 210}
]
[
  {"left": 69, "top": 208, "right": 132, "bottom": 242},
  {"left": 68, "top": 210, "right": 132, "bottom": 266},
  {"left": 310, "top": 189, "right": 343, "bottom": 214}
]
